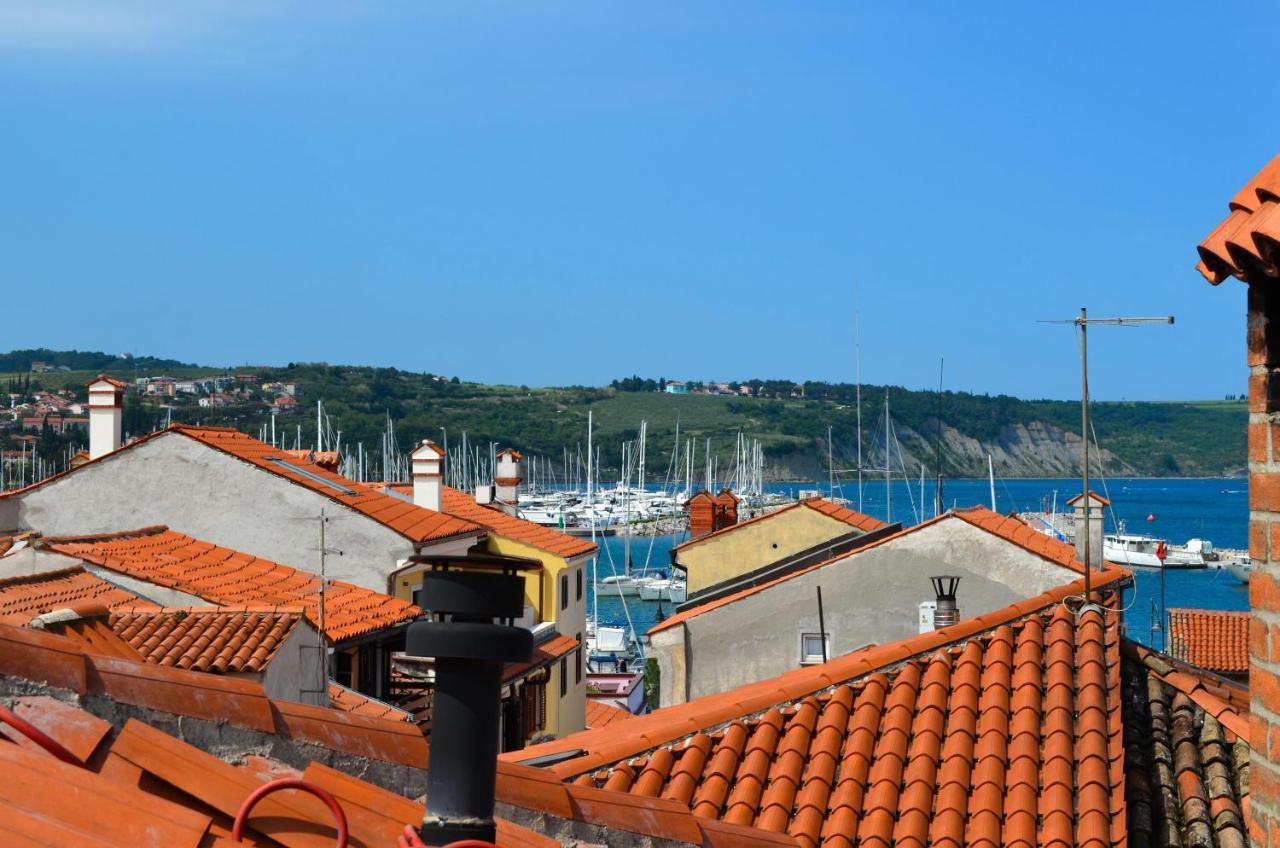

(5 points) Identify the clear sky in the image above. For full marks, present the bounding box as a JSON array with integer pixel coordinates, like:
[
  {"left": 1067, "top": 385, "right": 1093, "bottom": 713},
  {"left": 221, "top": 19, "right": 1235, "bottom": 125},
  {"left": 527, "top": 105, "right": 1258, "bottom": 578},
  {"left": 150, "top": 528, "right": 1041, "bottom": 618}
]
[{"left": 1, "top": 3, "right": 1275, "bottom": 401}]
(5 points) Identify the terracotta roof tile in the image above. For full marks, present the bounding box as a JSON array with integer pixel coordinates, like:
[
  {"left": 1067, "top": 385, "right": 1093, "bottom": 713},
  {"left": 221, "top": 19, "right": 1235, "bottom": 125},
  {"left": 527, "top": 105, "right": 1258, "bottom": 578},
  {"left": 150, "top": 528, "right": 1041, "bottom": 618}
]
[
  {"left": 1198, "top": 153, "right": 1280, "bottom": 283},
  {"left": 53, "top": 606, "right": 306, "bottom": 674},
  {"left": 652, "top": 507, "right": 1110, "bottom": 635},
  {"left": 0, "top": 424, "right": 484, "bottom": 544},
  {"left": 439, "top": 485, "right": 597, "bottom": 557},
  {"left": 327, "top": 681, "right": 413, "bottom": 722},
  {"left": 586, "top": 699, "right": 636, "bottom": 729},
  {"left": 0, "top": 566, "right": 145, "bottom": 626},
  {"left": 673, "top": 497, "right": 887, "bottom": 554},
  {"left": 1166, "top": 607, "right": 1249, "bottom": 675},
  {"left": 42, "top": 526, "right": 420, "bottom": 642},
  {"left": 514, "top": 569, "right": 1138, "bottom": 848}
]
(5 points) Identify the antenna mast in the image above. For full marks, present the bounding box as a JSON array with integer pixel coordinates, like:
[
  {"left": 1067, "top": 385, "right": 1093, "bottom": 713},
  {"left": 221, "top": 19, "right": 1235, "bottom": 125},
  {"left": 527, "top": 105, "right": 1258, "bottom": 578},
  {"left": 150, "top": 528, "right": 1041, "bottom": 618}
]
[{"left": 1047, "top": 308, "right": 1174, "bottom": 607}]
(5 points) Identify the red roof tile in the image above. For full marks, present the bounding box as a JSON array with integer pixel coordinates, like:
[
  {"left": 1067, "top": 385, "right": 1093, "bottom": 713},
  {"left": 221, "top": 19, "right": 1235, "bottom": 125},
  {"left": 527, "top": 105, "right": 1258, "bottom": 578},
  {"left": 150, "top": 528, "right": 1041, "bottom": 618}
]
[
  {"left": 586, "top": 700, "right": 636, "bottom": 729},
  {"left": 76, "top": 606, "right": 304, "bottom": 673},
  {"left": 385, "top": 484, "right": 597, "bottom": 558},
  {"left": 1166, "top": 607, "right": 1250, "bottom": 676},
  {"left": 170, "top": 426, "right": 482, "bottom": 543},
  {"left": 652, "top": 507, "right": 1109, "bottom": 635},
  {"left": 41, "top": 526, "right": 419, "bottom": 642},
  {"left": 328, "top": 681, "right": 413, "bottom": 722},
  {"left": 673, "top": 498, "right": 887, "bottom": 554},
  {"left": 0, "top": 566, "right": 147, "bottom": 626},
  {"left": 1197, "top": 153, "right": 1280, "bottom": 283},
  {"left": 515, "top": 572, "right": 1136, "bottom": 848},
  {"left": 0, "top": 424, "right": 484, "bottom": 545}
]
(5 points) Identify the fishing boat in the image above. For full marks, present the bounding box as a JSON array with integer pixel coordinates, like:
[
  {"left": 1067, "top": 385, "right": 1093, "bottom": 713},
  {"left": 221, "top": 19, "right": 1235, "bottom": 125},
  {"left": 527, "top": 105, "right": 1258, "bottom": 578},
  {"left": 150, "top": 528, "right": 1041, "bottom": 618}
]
[{"left": 1103, "top": 531, "right": 1205, "bottom": 569}]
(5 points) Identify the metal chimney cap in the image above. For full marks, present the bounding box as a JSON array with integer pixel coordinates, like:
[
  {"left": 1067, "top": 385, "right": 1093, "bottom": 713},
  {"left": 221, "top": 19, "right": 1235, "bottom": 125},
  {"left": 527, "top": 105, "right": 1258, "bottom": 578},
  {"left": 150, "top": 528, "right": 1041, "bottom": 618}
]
[{"left": 930, "top": 575, "right": 961, "bottom": 601}]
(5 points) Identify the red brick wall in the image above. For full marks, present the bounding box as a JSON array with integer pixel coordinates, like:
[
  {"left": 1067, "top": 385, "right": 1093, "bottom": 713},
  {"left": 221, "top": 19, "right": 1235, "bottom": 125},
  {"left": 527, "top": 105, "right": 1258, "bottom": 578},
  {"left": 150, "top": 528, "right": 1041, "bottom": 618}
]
[{"left": 1251, "top": 280, "right": 1280, "bottom": 847}]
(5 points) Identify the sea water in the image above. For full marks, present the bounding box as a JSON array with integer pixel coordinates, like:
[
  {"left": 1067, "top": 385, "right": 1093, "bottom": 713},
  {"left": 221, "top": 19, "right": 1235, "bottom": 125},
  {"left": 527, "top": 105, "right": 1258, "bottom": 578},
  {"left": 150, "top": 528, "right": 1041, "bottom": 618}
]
[{"left": 586, "top": 477, "right": 1248, "bottom": 652}]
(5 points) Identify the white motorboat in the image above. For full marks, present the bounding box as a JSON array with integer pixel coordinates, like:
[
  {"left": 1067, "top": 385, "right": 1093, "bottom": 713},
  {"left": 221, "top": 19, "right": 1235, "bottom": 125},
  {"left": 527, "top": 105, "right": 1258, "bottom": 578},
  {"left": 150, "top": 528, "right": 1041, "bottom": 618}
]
[
  {"left": 1103, "top": 533, "right": 1203, "bottom": 568},
  {"left": 1226, "top": 556, "right": 1252, "bottom": 584},
  {"left": 637, "top": 579, "right": 688, "bottom": 603}
]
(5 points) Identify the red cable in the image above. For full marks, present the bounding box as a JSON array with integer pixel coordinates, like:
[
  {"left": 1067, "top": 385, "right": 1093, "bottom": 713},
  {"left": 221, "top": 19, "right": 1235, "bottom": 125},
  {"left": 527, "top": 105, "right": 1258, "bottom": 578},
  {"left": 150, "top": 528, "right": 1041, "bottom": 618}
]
[
  {"left": 0, "top": 704, "right": 86, "bottom": 768},
  {"left": 232, "top": 778, "right": 349, "bottom": 848}
]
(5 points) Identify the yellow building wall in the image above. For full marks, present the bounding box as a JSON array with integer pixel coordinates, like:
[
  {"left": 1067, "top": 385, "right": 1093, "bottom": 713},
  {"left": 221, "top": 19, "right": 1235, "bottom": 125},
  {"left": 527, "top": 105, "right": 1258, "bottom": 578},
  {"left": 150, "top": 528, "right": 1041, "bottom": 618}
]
[
  {"left": 391, "top": 533, "right": 588, "bottom": 739},
  {"left": 676, "top": 507, "right": 859, "bottom": 596}
]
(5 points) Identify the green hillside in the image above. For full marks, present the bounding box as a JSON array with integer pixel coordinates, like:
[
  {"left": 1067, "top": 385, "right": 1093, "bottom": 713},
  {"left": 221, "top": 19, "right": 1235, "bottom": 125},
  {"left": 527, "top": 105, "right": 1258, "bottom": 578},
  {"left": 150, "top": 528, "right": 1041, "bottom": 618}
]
[{"left": 1, "top": 355, "right": 1247, "bottom": 479}]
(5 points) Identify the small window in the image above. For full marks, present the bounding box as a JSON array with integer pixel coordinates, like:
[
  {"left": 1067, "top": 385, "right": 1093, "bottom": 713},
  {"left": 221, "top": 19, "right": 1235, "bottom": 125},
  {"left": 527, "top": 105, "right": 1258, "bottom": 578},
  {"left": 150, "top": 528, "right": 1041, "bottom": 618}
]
[
  {"left": 575, "top": 634, "right": 583, "bottom": 684},
  {"left": 800, "top": 633, "right": 830, "bottom": 666},
  {"left": 560, "top": 574, "right": 569, "bottom": 610},
  {"left": 576, "top": 567, "right": 583, "bottom": 601},
  {"left": 560, "top": 657, "right": 568, "bottom": 697}
]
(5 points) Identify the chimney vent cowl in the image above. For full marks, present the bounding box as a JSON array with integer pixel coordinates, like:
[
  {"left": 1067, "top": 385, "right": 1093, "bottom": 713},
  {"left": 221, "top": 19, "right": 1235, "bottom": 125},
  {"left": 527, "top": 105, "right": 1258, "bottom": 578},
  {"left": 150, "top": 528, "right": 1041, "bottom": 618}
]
[
  {"left": 406, "top": 554, "right": 537, "bottom": 845},
  {"left": 930, "top": 575, "right": 962, "bottom": 629}
]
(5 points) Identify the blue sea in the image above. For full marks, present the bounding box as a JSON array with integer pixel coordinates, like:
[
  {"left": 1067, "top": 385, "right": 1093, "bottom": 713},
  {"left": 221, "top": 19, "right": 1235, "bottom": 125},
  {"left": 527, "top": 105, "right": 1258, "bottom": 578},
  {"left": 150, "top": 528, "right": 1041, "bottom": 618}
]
[{"left": 587, "top": 477, "right": 1249, "bottom": 653}]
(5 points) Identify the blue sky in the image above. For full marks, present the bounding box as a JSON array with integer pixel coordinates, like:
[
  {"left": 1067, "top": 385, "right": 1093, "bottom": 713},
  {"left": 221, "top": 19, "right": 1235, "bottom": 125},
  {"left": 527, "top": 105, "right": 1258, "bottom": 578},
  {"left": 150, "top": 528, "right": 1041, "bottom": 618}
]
[{"left": 1, "top": 3, "right": 1274, "bottom": 400}]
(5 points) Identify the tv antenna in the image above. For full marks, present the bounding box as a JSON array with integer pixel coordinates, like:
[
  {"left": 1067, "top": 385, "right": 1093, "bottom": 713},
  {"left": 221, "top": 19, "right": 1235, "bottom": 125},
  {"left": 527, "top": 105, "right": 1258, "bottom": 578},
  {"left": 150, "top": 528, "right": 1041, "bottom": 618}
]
[{"left": 1042, "top": 308, "right": 1174, "bottom": 610}]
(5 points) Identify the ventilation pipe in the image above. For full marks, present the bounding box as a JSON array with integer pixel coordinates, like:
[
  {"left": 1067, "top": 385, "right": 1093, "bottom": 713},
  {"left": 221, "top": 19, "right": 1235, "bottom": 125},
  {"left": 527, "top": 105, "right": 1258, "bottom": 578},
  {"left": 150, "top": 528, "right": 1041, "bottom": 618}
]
[
  {"left": 406, "top": 553, "right": 536, "bottom": 845},
  {"left": 494, "top": 448, "right": 523, "bottom": 517},
  {"left": 410, "top": 439, "right": 445, "bottom": 512},
  {"left": 87, "top": 375, "right": 125, "bottom": 459},
  {"left": 930, "top": 575, "right": 961, "bottom": 629}
]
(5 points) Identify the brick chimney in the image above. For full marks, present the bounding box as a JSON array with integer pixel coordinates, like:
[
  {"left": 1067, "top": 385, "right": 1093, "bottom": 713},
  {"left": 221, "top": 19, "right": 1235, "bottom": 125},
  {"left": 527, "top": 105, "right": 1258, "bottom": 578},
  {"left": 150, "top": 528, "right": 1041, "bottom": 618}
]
[
  {"left": 685, "top": 490, "right": 717, "bottom": 539},
  {"left": 87, "top": 375, "right": 125, "bottom": 459},
  {"left": 411, "top": 439, "right": 445, "bottom": 512},
  {"left": 715, "top": 488, "right": 740, "bottom": 530},
  {"left": 494, "top": 448, "right": 522, "bottom": 517}
]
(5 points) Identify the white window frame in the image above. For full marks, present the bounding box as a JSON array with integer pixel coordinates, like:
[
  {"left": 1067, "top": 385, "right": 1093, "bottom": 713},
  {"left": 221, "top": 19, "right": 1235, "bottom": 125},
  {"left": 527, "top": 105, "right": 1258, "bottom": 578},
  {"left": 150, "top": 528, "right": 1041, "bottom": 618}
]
[{"left": 800, "top": 632, "right": 831, "bottom": 666}]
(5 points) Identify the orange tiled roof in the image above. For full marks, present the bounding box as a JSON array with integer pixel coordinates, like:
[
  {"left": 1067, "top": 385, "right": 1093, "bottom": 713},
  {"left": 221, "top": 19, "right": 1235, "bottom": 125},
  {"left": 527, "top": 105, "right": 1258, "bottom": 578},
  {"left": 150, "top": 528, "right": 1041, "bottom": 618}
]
[
  {"left": 504, "top": 632, "right": 580, "bottom": 683},
  {"left": 108, "top": 606, "right": 303, "bottom": 673},
  {"left": 329, "top": 681, "right": 414, "bottom": 722},
  {"left": 0, "top": 621, "right": 789, "bottom": 848},
  {"left": 673, "top": 497, "right": 887, "bottom": 554},
  {"left": 0, "top": 424, "right": 484, "bottom": 545},
  {"left": 586, "top": 699, "right": 635, "bottom": 729},
  {"left": 0, "top": 566, "right": 147, "bottom": 626},
  {"left": 41, "top": 526, "right": 420, "bottom": 642},
  {"left": 1166, "top": 607, "right": 1250, "bottom": 676},
  {"left": 1198, "top": 153, "right": 1280, "bottom": 284},
  {"left": 652, "top": 507, "right": 1106, "bottom": 635},
  {"left": 386, "top": 484, "right": 597, "bottom": 558},
  {"left": 170, "top": 426, "right": 483, "bottom": 543},
  {"left": 527, "top": 575, "right": 1129, "bottom": 848},
  {"left": 512, "top": 565, "right": 1249, "bottom": 848}
]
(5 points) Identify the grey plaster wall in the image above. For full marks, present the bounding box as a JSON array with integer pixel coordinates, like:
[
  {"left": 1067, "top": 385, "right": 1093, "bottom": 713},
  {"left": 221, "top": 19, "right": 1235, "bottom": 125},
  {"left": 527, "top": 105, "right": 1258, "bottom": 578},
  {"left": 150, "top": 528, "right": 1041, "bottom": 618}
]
[
  {"left": 0, "top": 546, "right": 83, "bottom": 580},
  {"left": 11, "top": 432, "right": 438, "bottom": 592},
  {"left": 262, "top": 619, "right": 327, "bottom": 706},
  {"left": 655, "top": 517, "right": 1082, "bottom": 705}
]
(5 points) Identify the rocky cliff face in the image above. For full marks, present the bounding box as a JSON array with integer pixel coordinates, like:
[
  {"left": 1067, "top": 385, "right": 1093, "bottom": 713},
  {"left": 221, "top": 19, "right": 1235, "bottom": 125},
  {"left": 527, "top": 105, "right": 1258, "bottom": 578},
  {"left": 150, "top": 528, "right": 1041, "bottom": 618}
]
[{"left": 768, "top": 418, "right": 1134, "bottom": 480}]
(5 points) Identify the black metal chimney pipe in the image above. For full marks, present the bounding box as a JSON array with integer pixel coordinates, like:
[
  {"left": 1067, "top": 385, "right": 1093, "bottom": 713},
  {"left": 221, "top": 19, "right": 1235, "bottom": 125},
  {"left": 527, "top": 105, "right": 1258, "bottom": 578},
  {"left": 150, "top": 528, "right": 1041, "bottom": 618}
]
[
  {"left": 930, "top": 575, "right": 961, "bottom": 629},
  {"left": 406, "top": 554, "right": 536, "bottom": 846}
]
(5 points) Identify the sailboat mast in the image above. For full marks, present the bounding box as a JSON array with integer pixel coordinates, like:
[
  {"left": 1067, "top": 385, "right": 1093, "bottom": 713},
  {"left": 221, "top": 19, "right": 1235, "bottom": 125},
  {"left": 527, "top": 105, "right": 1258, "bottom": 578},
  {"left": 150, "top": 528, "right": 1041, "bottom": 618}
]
[
  {"left": 988, "top": 454, "right": 997, "bottom": 511},
  {"left": 855, "top": 313, "right": 863, "bottom": 512},
  {"left": 884, "top": 391, "right": 891, "bottom": 523}
]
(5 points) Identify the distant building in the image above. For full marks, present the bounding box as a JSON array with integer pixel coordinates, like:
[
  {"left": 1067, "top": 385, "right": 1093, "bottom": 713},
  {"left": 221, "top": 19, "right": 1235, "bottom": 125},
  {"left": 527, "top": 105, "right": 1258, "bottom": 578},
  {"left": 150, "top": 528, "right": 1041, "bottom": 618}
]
[{"left": 664, "top": 380, "right": 688, "bottom": 394}]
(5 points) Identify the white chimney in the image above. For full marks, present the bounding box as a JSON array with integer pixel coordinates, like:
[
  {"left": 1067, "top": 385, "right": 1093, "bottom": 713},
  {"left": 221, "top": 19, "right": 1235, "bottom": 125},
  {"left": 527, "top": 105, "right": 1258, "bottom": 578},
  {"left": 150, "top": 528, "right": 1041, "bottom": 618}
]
[
  {"left": 87, "top": 375, "right": 124, "bottom": 459},
  {"left": 494, "top": 448, "right": 523, "bottom": 517},
  {"left": 411, "top": 439, "right": 446, "bottom": 512},
  {"left": 1069, "top": 491, "right": 1106, "bottom": 570}
]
